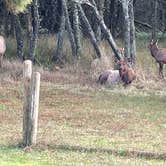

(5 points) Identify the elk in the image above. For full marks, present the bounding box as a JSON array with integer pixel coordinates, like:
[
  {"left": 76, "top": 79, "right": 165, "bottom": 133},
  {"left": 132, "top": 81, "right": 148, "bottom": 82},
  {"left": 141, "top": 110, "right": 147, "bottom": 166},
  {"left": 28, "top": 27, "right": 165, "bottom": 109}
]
[
  {"left": 0, "top": 36, "right": 6, "bottom": 68},
  {"left": 97, "top": 48, "right": 124, "bottom": 85},
  {"left": 97, "top": 70, "right": 121, "bottom": 85},
  {"left": 118, "top": 59, "right": 136, "bottom": 86},
  {"left": 149, "top": 39, "right": 166, "bottom": 78}
]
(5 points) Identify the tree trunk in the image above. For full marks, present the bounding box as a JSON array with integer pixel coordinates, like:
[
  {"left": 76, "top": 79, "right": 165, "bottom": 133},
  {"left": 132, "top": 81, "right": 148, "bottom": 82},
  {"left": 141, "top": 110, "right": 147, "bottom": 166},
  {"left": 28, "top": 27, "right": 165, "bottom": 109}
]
[
  {"left": 73, "top": 3, "right": 82, "bottom": 57},
  {"left": 30, "top": 0, "right": 39, "bottom": 62},
  {"left": 129, "top": 0, "right": 136, "bottom": 64},
  {"left": 12, "top": 14, "right": 24, "bottom": 60},
  {"left": 92, "top": 0, "right": 104, "bottom": 43},
  {"left": 53, "top": 3, "right": 65, "bottom": 64},
  {"left": 152, "top": 0, "right": 158, "bottom": 40},
  {"left": 77, "top": 4, "right": 102, "bottom": 58},
  {"left": 121, "top": 0, "right": 130, "bottom": 59},
  {"left": 62, "top": 0, "right": 76, "bottom": 58},
  {"left": 81, "top": 1, "right": 122, "bottom": 60},
  {"left": 25, "top": 9, "right": 33, "bottom": 60}
]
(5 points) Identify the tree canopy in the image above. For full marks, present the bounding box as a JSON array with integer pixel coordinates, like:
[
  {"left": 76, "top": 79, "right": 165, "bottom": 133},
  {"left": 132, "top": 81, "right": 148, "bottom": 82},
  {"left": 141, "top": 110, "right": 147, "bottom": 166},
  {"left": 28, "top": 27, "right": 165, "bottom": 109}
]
[{"left": 5, "top": 0, "right": 32, "bottom": 13}]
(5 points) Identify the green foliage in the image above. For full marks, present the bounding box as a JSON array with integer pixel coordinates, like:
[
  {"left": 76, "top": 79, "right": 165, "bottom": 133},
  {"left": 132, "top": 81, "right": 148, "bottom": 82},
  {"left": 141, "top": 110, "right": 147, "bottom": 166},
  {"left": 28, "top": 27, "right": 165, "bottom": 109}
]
[
  {"left": 5, "top": 0, "right": 32, "bottom": 13},
  {"left": 136, "top": 32, "right": 166, "bottom": 41}
]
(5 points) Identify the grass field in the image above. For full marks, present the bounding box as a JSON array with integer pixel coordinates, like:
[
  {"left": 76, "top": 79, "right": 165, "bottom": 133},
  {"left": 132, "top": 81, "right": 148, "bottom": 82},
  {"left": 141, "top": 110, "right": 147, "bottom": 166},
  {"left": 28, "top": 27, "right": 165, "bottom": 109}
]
[
  {"left": 0, "top": 80, "right": 166, "bottom": 165},
  {"left": 0, "top": 38, "right": 166, "bottom": 165}
]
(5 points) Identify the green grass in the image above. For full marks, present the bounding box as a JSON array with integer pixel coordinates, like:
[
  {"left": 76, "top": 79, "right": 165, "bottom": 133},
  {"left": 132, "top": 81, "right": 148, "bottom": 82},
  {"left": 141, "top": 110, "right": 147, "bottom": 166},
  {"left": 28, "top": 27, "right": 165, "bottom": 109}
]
[
  {"left": 0, "top": 82, "right": 166, "bottom": 165},
  {"left": 2, "top": 37, "right": 166, "bottom": 165}
]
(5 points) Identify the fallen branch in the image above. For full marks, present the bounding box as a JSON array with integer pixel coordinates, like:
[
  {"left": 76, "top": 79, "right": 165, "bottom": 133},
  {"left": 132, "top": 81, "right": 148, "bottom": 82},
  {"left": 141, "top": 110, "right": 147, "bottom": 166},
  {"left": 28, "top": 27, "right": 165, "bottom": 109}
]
[{"left": 134, "top": 20, "right": 152, "bottom": 29}]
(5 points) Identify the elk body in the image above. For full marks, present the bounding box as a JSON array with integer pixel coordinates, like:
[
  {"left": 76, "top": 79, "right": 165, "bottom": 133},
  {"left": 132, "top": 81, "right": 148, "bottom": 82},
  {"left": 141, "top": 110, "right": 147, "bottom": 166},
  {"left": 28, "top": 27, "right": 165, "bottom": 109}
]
[
  {"left": 97, "top": 70, "right": 121, "bottom": 85},
  {"left": 0, "top": 36, "right": 6, "bottom": 68},
  {"left": 118, "top": 59, "right": 136, "bottom": 86},
  {"left": 149, "top": 40, "right": 166, "bottom": 78}
]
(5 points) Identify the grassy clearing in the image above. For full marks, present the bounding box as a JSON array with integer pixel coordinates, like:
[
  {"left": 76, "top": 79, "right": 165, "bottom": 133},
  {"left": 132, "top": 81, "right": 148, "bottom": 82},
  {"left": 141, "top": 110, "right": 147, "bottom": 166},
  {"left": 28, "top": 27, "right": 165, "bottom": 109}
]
[
  {"left": 0, "top": 81, "right": 166, "bottom": 165},
  {"left": 1, "top": 37, "right": 166, "bottom": 165}
]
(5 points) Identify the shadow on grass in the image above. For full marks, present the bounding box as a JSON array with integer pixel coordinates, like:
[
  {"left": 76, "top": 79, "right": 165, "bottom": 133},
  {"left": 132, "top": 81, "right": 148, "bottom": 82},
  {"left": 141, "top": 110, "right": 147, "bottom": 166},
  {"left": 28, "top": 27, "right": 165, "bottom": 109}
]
[
  {"left": 41, "top": 144, "right": 166, "bottom": 161},
  {"left": 1, "top": 143, "right": 166, "bottom": 161}
]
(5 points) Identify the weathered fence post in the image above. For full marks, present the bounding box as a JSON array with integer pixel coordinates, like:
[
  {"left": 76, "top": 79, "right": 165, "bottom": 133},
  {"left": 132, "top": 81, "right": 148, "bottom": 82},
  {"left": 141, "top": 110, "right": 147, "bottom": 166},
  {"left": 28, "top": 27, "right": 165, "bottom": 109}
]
[
  {"left": 30, "top": 72, "right": 40, "bottom": 145},
  {"left": 23, "top": 60, "right": 32, "bottom": 146},
  {"left": 23, "top": 60, "right": 40, "bottom": 146}
]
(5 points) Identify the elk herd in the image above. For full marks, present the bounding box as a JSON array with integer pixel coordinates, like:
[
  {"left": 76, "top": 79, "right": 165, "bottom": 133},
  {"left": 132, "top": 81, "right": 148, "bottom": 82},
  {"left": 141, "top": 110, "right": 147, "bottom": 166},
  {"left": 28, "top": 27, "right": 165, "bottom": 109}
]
[
  {"left": 97, "top": 51, "right": 136, "bottom": 87},
  {"left": 0, "top": 35, "right": 166, "bottom": 87},
  {"left": 97, "top": 39, "right": 166, "bottom": 87}
]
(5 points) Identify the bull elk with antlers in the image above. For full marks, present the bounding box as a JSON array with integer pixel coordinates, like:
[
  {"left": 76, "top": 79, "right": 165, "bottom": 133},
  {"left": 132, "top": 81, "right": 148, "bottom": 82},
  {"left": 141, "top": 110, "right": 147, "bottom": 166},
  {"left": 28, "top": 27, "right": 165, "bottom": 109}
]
[{"left": 149, "top": 39, "right": 166, "bottom": 78}]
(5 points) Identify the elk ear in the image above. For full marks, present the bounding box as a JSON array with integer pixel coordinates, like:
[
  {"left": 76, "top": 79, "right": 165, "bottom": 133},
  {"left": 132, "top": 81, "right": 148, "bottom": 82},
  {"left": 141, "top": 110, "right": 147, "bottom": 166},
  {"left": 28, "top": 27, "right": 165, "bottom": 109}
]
[
  {"left": 150, "top": 39, "right": 155, "bottom": 45},
  {"left": 155, "top": 39, "right": 158, "bottom": 45}
]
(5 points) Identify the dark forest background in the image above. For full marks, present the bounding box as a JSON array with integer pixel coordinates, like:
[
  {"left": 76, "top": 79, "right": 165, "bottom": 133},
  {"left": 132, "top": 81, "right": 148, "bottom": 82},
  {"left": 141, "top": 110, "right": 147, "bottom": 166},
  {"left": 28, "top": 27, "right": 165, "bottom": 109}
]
[{"left": 0, "top": 0, "right": 166, "bottom": 66}]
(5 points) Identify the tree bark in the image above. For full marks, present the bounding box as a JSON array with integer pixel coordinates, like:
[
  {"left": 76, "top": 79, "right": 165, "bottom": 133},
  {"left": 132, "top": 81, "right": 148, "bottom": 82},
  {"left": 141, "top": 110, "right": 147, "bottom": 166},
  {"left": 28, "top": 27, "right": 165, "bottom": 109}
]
[
  {"left": 62, "top": 0, "right": 76, "bottom": 58},
  {"left": 30, "top": 0, "right": 39, "bottom": 62},
  {"left": 12, "top": 14, "right": 24, "bottom": 60},
  {"left": 73, "top": 3, "right": 82, "bottom": 57},
  {"left": 129, "top": 0, "right": 136, "bottom": 64},
  {"left": 92, "top": 0, "right": 104, "bottom": 43},
  {"left": 77, "top": 4, "right": 102, "bottom": 58},
  {"left": 80, "top": 1, "right": 122, "bottom": 60},
  {"left": 121, "top": 0, "right": 130, "bottom": 59},
  {"left": 53, "top": 3, "right": 65, "bottom": 64},
  {"left": 152, "top": 0, "right": 158, "bottom": 40}
]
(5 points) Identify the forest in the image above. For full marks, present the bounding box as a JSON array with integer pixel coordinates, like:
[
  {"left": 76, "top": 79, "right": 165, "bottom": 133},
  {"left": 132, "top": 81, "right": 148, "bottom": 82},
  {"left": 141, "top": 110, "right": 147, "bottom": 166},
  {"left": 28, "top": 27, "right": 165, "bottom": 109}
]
[
  {"left": 0, "top": 0, "right": 166, "bottom": 165},
  {"left": 0, "top": 0, "right": 166, "bottom": 65}
]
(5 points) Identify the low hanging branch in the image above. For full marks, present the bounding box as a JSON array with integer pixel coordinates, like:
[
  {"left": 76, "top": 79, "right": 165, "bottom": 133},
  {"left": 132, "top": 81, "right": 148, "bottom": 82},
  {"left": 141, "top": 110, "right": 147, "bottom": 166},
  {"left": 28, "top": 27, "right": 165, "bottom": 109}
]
[
  {"left": 134, "top": 20, "right": 152, "bottom": 29},
  {"left": 78, "top": 0, "right": 123, "bottom": 60}
]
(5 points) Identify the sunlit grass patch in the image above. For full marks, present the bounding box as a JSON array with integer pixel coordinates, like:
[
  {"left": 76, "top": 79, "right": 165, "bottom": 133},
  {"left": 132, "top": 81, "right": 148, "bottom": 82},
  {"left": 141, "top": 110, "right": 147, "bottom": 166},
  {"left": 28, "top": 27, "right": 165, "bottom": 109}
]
[{"left": 0, "top": 105, "right": 7, "bottom": 111}]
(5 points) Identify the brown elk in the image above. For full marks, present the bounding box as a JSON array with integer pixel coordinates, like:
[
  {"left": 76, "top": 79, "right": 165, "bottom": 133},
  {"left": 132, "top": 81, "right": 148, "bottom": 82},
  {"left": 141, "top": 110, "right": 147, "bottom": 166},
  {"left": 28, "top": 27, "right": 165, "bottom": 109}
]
[
  {"left": 149, "top": 39, "right": 166, "bottom": 78},
  {"left": 0, "top": 36, "right": 6, "bottom": 68},
  {"left": 118, "top": 59, "right": 136, "bottom": 86}
]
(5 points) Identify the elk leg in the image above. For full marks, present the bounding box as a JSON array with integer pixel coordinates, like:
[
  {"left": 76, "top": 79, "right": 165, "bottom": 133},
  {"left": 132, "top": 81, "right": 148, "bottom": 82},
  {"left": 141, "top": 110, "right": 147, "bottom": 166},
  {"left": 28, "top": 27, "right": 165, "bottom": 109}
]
[
  {"left": 159, "top": 63, "right": 164, "bottom": 78},
  {"left": 0, "top": 54, "right": 3, "bottom": 68}
]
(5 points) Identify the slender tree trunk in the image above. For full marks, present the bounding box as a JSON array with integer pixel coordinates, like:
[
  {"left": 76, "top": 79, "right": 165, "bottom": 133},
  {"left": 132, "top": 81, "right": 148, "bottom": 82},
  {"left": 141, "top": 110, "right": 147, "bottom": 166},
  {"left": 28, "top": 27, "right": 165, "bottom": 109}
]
[
  {"left": 26, "top": 8, "right": 33, "bottom": 60},
  {"left": 104, "top": 0, "right": 111, "bottom": 29},
  {"left": 129, "top": 0, "right": 136, "bottom": 64},
  {"left": 73, "top": 3, "right": 82, "bottom": 57},
  {"left": 152, "top": 0, "right": 158, "bottom": 40},
  {"left": 62, "top": 0, "right": 76, "bottom": 58},
  {"left": 121, "top": 0, "right": 130, "bottom": 59},
  {"left": 30, "top": 0, "right": 39, "bottom": 62},
  {"left": 27, "top": 0, "right": 39, "bottom": 62},
  {"left": 92, "top": 0, "right": 104, "bottom": 43},
  {"left": 80, "top": 1, "right": 122, "bottom": 60},
  {"left": 161, "top": 6, "right": 165, "bottom": 32},
  {"left": 77, "top": 4, "right": 102, "bottom": 58},
  {"left": 13, "top": 14, "right": 24, "bottom": 60},
  {"left": 53, "top": 4, "right": 65, "bottom": 64}
]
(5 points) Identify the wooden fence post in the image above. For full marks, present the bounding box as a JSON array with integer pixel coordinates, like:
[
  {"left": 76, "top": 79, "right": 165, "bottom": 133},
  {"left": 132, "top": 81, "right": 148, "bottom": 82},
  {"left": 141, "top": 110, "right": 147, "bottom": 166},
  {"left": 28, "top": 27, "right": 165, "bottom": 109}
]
[
  {"left": 30, "top": 72, "right": 40, "bottom": 145},
  {"left": 23, "top": 60, "right": 40, "bottom": 146},
  {"left": 23, "top": 60, "right": 32, "bottom": 146}
]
